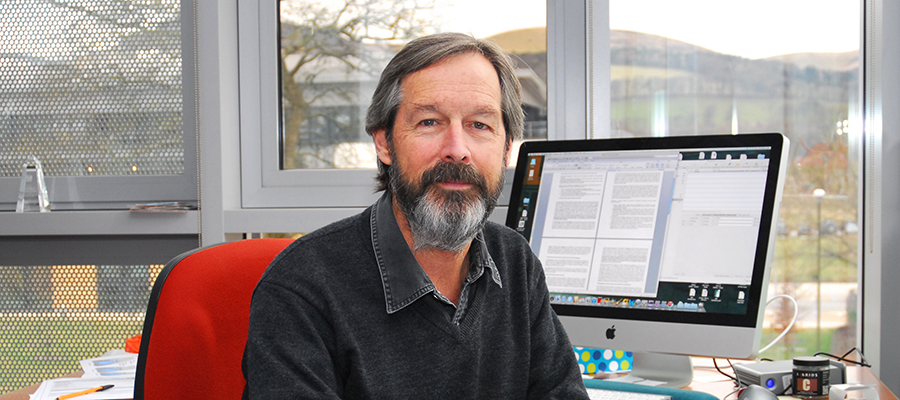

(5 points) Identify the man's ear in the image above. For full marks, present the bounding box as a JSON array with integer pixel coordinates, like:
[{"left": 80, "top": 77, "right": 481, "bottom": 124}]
[
  {"left": 504, "top": 139, "right": 514, "bottom": 167},
  {"left": 373, "top": 129, "right": 393, "bottom": 166}
]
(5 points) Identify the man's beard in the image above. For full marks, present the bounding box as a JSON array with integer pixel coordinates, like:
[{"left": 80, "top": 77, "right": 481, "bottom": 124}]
[{"left": 390, "top": 157, "right": 505, "bottom": 253}]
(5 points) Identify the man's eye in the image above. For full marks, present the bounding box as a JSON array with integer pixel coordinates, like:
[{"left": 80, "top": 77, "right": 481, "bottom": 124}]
[
  {"left": 420, "top": 119, "right": 436, "bottom": 127},
  {"left": 473, "top": 122, "right": 488, "bottom": 130}
]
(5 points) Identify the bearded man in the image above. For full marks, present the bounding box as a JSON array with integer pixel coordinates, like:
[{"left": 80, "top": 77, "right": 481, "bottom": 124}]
[{"left": 242, "top": 32, "right": 588, "bottom": 400}]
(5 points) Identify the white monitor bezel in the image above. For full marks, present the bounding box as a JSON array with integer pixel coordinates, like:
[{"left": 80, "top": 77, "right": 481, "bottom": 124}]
[{"left": 505, "top": 133, "right": 789, "bottom": 360}]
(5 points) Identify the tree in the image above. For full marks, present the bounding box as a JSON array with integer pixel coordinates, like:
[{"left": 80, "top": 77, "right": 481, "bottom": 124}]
[{"left": 279, "top": 0, "right": 434, "bottom": 169}]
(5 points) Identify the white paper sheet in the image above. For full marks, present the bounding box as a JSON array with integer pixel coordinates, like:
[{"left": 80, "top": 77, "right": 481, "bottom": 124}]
[{"left": 79, "top": 352, "right": 137, "bottom": 379}]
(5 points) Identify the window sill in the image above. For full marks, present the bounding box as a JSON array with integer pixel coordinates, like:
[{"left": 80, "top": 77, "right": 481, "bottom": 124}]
[{"left": 0, "top": 210, "right": 199, "bottom": 236}]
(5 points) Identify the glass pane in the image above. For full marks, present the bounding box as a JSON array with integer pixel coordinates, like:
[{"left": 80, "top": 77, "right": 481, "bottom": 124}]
[
  {"left": 0, "top": 0, "right": 183, "bottom": 177},
  {"left": 0, "top": 263, "right": 164, "bottom": 392},
  {"left": 279, "top": 0, "right": 547, "bottom": 170},
  {"left": 609, "top": 1, "right": 860, "bottom": 360}
]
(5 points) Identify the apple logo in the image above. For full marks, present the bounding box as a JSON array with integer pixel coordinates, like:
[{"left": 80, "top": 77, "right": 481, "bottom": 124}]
[{"left": 606, "top": 325, "right": 616, "bottom": 340}]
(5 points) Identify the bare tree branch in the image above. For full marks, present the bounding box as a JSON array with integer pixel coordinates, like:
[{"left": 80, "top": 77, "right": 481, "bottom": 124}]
[{"left": 279, "top": 0, "right": 434, "bottom": 168}]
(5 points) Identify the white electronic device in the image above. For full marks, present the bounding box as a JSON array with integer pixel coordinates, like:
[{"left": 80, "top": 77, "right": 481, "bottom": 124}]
[
  {"left": 507, "top": 133, "right": 790, "bottom": 387},
  {"left": 733, "top": 360, "right": 846, "bottom": 395}
]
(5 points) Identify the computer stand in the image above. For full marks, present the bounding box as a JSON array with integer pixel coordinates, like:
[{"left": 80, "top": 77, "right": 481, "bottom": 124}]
[{"left": 629, "top": 352, "right": 694, "bottom": 388}]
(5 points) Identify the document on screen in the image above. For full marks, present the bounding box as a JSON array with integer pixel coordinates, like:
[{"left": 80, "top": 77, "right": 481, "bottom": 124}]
[{"left": 537, "top": 168, "right": 665, "bottom": 297}]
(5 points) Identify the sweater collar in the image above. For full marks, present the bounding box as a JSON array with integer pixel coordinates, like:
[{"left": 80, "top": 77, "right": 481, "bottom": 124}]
[{"left": 370, "top": 191, "right": 501, "bottom": 314}]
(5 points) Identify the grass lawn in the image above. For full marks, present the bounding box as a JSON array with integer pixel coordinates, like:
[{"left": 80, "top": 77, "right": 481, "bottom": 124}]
[{"left": 759, "top": 327, "right": 844, "bottom": 361}]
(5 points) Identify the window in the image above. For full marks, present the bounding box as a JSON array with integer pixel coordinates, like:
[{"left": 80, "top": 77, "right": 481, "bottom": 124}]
[
  {"left": 279, "top": 0, "right": 548, "bottom": 170},
  {"left": 0, "top": 0, "right": 198, "bottom": 391},
  {"left": 601, "top": 0, "right": 860, "bottom": 359},
  {"left": 239, "top": 0, "right": 547, "bottom": 210},
  {"left": 232, "top": 0, "right": 883, "bottom": 371},
  {"left": 0, "top": 0, "right": 195, "bottom": 210},
  {"left": 0, "top": 235, "right": 198, "bottom": 393}
]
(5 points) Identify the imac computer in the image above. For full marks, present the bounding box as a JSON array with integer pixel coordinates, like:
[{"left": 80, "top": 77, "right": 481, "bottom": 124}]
[{"left": 505, "top": 133, "right": 789, "bottom": 387}]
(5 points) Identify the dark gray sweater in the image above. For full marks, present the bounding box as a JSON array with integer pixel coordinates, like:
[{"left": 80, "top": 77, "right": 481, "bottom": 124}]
[{"left": 242, "top": 196, "right": 588, "bottom": 399}]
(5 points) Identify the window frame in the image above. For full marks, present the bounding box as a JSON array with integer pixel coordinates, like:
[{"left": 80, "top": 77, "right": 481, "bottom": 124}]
[
  {"left": 237, "top": 0, "right": 569, "bottom": 212},
  {"left": 860, "top": 0, "right": 900, "bottom": 387},
  {"left": 237, "top": 0, "right": 382, "bottom": 210},
  {"left": 0, "top": 0, "right": 198, "bottom": 213}
]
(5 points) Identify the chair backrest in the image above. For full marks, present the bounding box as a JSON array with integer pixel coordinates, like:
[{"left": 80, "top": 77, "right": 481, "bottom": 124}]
[{"left": 134, "top": 238, "right": 293, "bottom": 400}]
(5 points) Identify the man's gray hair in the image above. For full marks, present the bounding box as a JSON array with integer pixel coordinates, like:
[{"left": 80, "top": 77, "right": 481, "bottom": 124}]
[{"left": 365, "top": 32, "right": 524, "bottom": 191}]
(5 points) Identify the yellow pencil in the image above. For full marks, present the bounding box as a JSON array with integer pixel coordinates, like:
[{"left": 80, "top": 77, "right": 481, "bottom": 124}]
[{"left": 56, "top": 384, "right": 115, "bottom": 400}]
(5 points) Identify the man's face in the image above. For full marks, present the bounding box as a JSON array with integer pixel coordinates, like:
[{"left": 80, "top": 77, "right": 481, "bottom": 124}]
[{"left": 373, "top": 52, "right": 511, "bottom": 251}]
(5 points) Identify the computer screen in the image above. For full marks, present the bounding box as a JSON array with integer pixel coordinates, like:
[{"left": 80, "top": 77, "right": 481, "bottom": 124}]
[{"left": 505, "top": 133, "right": 789, "bottom": 387}]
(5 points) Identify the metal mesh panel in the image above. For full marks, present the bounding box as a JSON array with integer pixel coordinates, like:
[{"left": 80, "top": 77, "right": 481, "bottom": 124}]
[
  {"left": 0, "top": 264, "right": 163, "bottom": 393},
  {"left": 0, "top": 0, "right": 183, "bottom": 177}
]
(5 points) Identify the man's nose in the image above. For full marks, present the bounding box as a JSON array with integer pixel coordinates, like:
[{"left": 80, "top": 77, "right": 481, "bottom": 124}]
[{"left": 441, "top": 121, "right": 471, "bottom": 163}]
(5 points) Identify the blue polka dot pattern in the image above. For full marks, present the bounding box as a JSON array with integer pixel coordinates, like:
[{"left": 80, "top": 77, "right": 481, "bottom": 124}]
[{"left": 573, "top": 347, "right": 634, "bottom": 375}]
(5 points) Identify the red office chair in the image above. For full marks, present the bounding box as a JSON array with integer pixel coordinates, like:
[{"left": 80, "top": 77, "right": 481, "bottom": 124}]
[{"left": 135, "top": 238, "right": 293, "bottom": 400}]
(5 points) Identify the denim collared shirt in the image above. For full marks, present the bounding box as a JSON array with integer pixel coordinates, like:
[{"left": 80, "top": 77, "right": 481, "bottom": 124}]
[{"left": 370, "top": 191, "right": 503, "bottom": 325}]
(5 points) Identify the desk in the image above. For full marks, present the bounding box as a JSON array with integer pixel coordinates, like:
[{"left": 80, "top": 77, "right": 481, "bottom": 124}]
[
  {"left": 681, "top": 361, "right": 897, "bottom": 399},
  {"left": 584, "top": 359, "right": 895, "bottom": 400},
  {"left": 2, "top": 365, "right": 895, "bottom": 400},
  {"left": 0, "top": 371, "right": 83, "bottom": 400}
]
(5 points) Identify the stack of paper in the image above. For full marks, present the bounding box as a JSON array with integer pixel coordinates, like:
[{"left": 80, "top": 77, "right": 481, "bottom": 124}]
[
  {"left": 79, "top": 352, "right": 137, "bottom": 379},
  {"left": 31, "top": 352, "right": 137, "bottom": 400}
]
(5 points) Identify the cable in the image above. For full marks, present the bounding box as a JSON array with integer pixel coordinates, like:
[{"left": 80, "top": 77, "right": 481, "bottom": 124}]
[
  {"left": 724, "top": 387, "right": 741, "bottom": 400},
  {"left": 757, "top": 294, "right": 798, "bottom": 356},
  {"left": 714, "top": 295, "right": 798, "bottom": 396},
  {"left": 813, "top": 347, "right": 872, "bottom": 368},
  {"left": 714, "top": 295, "right": 800, "bottom": 397},
  {"left": 712, "top": 358, "right": 737, "bottom": 382}
]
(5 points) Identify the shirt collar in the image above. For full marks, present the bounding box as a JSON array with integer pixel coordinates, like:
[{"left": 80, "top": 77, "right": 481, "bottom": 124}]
[
  {"left": 370, "top": 191, "right": 502, "bottom": 315},
  {"left": 467, "top": 232, "right": 503, "bottom": 289}
]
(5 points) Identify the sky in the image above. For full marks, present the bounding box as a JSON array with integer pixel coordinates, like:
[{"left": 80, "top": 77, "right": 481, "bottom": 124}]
[
  {"left": 432, "top": 0, "right": 547, "bottom": 39},
  {"left": 434, "top": 0, "right": 860, "bottom": 60},
  {"left": 5, "top": 0, "right": 860, "bottom": 61},
  {"left": 607, "top": 0, "right": 860, "bottom": 59}
]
